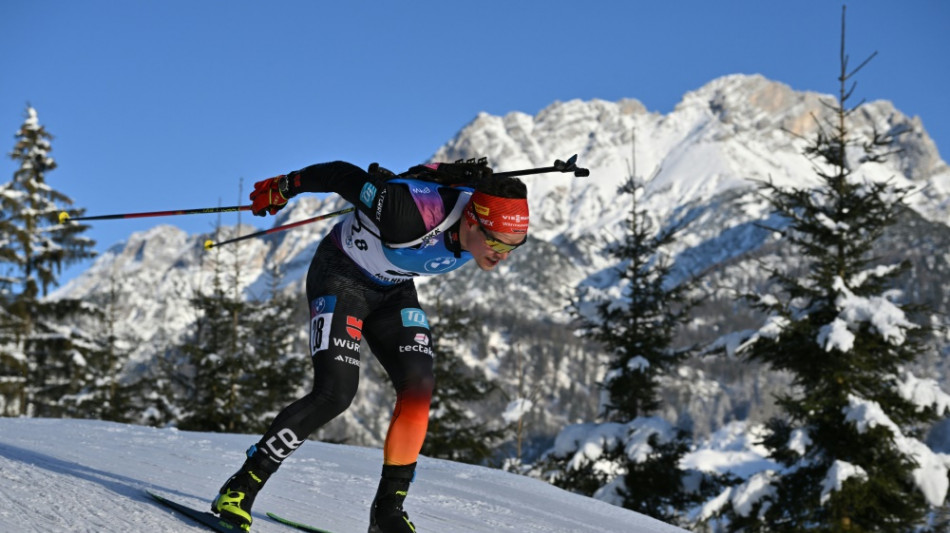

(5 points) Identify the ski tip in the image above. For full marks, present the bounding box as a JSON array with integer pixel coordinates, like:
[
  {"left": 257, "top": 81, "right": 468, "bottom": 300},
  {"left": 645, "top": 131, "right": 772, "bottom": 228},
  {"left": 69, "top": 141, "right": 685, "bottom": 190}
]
[
  {"left": 204, "top": 239, "right": 214, "bottom": 250},
  {"left": 59, "top": 211, "right": 70, "bottom": 223}
]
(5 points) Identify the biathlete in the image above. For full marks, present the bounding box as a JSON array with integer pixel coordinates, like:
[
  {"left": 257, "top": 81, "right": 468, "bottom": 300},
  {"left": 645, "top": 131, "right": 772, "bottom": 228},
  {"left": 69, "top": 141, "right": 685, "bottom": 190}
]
[{"left": 211, "top": 159, "right": 529, "bottom": 532}]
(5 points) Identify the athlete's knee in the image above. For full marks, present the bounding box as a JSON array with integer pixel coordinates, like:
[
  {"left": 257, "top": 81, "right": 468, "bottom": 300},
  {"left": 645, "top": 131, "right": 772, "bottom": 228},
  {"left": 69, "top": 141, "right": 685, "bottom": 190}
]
[
  {"left": 416, "top": 371, "right": 435, "bottom": 395},
  {"left": 398, "top": 366, "right": 435, "bottom": 398},
  {"left": 310, "top": 350, "right": 361, "bottom": 416},
  {"left": 309, "top": 385, "right": 356, "bottom": 417}
]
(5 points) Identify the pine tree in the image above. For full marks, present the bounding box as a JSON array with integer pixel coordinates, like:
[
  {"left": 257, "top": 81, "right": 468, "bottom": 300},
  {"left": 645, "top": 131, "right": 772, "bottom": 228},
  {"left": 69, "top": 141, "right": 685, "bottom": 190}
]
[
  {"left": 543, "top": 162, "right": 706, "bottom": 523},
  {"left": 161, "top": 222, "right": 307, "bottom": 433},
  {"left": 422, "top": 298, "right": 508, "bottom": 466},
  {"left": 171, "top": 225, "right": 255, "bottom": 432},
  {"left": 718, "top": 8, "right": 949, "bottom": 531},
  {"left": 590, "top": 177, "right": 693, "bottom": 423},
  {"left": 0, "top": 105, "right": 96, "bottom": 417},
  {"left": 242, "top": 262, "right": 308, "bottom": 433},
  {"left": 60, "top": 270, "right": 142, "bottom": 422}
]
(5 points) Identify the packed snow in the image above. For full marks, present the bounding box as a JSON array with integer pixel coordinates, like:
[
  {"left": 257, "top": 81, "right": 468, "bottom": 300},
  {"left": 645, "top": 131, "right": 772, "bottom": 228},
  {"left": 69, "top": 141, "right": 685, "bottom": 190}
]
[{"left": 0, "top": 418, "right": 685, "bottom": 533}]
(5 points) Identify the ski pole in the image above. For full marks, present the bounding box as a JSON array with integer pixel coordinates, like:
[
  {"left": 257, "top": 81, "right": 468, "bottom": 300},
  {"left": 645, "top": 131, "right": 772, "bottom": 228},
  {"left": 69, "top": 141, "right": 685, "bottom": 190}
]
[
  {"left": 59, "top": 205, "right": 252, "bottom": 224},
  {"left": 204, "top": 207, "right": 355, "bottom": 250},
  {"left": 494, "top": 154, "right": 590, "bottom": 179}
]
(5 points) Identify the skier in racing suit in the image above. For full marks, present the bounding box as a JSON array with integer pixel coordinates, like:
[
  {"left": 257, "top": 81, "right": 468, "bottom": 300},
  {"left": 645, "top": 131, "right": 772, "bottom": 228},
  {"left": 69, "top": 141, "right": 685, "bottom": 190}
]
[{"left": 211, "top": 160, "right": 529, "bottom": 533}]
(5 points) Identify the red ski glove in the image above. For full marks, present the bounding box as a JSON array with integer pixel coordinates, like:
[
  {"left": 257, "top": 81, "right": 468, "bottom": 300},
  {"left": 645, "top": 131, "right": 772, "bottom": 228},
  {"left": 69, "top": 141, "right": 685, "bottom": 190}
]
[{"left": 250, "top": 175, "right": 291, "bottom": 216}]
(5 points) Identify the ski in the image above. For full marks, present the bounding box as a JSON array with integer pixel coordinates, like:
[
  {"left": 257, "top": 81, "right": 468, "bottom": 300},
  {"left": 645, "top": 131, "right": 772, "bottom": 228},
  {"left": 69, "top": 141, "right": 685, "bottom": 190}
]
[
  {"left": 266, "top": 511, "right": 336, "bottom": 533},
  {"left": 146, "top": 489, "right": 245, "bottom": 532}
]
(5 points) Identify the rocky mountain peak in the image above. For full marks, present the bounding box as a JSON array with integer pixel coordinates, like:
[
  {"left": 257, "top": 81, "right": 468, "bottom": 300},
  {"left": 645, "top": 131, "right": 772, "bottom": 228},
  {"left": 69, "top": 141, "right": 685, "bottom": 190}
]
[{"left": 48, "top": 75, "right": 950, "bottom": 444}]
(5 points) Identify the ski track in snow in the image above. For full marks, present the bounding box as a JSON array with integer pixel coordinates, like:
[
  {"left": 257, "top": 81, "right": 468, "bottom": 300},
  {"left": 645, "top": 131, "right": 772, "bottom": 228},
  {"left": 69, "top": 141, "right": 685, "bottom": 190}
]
[{"left": 0, "top": 418, "right": 685, "bottom": 533}]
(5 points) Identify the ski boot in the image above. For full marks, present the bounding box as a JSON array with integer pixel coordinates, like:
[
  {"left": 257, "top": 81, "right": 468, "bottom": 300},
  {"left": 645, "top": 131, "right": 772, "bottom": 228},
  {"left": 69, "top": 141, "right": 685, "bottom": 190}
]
[
  {"left": 368, "top": 463, "right": 417, "bottom": 533},
  {"left": 212, "top": 445, "right": 280, "bottom": 531}
]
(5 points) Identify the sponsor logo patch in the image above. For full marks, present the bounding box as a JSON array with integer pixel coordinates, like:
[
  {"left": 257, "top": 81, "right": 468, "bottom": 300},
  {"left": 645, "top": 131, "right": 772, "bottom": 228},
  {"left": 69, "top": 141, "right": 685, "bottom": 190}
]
[
  {"left": 334, "top": 354, "right": 360, "bottom": 367},
  {"left": 399, "top": 344, "right": 435, "bottom": 357},
  {"left": 424, "top": 256, "right": 457, "bottom": 273},
  {"left": 414, "top": 333, "right": 429, "bottom": 345},
  {"left": 501, "top": 213, "right": 529, "bottom": 223},
  {"left": 264, "top": 428, "right": 304, "bottom": 460},
  {"left": 346, "top": 316, "right": 363, "bottom": 341},
  {"left": 333, "top": 338, "right": 361, "bottom": 353},
  {"left": 375, "top": 188, "right": 387, "bottom": 221},
  {"left": 400, "top": 308, "right": 429, "bottom": 329},
  {"left": 310, "top": 296, "right": 335, "bottom": 316},
  {"left": 360, "top": 182, "right": 377, "bottom": 208}
]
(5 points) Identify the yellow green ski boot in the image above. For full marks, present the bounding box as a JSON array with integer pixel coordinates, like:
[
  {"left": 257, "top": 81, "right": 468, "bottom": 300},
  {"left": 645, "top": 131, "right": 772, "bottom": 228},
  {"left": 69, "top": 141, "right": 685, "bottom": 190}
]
[{"left": 212, "top": 445, "right": 279, "bottom": 531}]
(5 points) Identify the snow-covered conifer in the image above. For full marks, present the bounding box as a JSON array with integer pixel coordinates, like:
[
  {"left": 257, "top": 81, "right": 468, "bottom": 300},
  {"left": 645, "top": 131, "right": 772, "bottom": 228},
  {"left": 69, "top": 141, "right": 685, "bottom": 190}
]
[
  {"left": 156, "top": 222, "right": 307, "bottom": 433},
  {"left": 0, "top": 105, "right": 96, "bottom": 416},
  {"left": 540, "top": 168, "right": 714, "bottom": 525},
  {"left": 421, "top": 297, "right": 508, "bottom": 466},
  {"left": 703, "top": 10, "right": 950, "bottom": 531}
]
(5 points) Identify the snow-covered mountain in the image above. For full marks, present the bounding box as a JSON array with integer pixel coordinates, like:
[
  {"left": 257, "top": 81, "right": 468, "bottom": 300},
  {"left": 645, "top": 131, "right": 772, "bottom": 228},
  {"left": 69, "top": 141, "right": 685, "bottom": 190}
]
[
  {"left": 0, "top": 417, "right": 686, "bottom": 533},
  {"left": 50, "top": 74, "right": 950, "bottom": 448}
]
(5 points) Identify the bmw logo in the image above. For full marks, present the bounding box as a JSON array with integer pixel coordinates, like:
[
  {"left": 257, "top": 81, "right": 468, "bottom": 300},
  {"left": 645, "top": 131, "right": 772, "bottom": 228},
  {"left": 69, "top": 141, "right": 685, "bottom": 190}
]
[{"left": 424, "top": 256, "right": 457, "bottom": 272}]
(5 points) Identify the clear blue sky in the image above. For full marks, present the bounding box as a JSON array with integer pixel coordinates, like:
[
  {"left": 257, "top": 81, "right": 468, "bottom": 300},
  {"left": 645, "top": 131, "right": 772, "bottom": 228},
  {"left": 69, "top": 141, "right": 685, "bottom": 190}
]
[{"left": 2, "top": 1, "right": 948, "bottom": 284}]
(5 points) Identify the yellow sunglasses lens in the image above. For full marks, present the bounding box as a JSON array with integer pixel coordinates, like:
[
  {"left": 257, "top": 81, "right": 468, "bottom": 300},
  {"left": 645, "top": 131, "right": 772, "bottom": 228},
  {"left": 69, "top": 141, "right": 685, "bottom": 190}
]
[
  {"left": 484, "top": 234, "right": 527, "bottom": 254},
  {"left": 485, "top": 239, "right": 517, "bottom": 253}
]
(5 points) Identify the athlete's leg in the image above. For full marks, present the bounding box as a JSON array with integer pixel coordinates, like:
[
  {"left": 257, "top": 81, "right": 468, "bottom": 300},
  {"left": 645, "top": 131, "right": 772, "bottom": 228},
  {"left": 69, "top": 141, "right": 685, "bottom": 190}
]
[
  {"left": 252, "top": 241, "right": 372, "bottom": 462},
  {"left": 363, "top": 283, "right": 434, "bottom": 532},
  {"left": 213, "top": 240, "right": 373, "bottom": 528},
  {"left": 253, "top": 291, "right": 365, "bottom": 460},
  {"left": 363, "top": 284, "right": 435, "bottom": 467}
]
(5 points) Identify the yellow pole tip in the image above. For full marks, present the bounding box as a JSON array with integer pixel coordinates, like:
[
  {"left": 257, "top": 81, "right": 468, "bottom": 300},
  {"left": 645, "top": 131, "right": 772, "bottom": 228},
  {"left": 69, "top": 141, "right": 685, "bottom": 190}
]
[
  {"left": 204, "top": 239, "right": 214, "bottom": 250},
  {"left": 59, "top": 211, "right": 70, "bottom": 223}
]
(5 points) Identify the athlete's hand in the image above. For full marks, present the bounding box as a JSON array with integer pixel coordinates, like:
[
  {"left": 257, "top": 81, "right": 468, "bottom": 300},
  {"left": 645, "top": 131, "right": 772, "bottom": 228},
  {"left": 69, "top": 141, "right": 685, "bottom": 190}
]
[{"left": 250, "top": 175, "right": 290, "bottom": 217}]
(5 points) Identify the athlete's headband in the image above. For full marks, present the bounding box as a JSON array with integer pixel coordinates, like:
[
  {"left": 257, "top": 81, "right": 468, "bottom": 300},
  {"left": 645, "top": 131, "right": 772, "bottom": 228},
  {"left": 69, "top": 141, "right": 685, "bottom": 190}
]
[{"left": 463, "top": 191, "right": 530, "bottom": 234}]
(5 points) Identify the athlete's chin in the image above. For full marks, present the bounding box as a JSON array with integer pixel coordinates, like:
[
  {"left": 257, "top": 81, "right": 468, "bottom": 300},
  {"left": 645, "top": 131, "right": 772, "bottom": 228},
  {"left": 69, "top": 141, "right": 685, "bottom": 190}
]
[{"left": 476, "top": 257, "right": 500, "bottom": 271}]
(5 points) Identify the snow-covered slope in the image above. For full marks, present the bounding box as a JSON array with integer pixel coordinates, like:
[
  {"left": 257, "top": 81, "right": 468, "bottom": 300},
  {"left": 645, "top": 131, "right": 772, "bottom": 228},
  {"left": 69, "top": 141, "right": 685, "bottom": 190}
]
[{"left": 0, "top": 418, "right": 685, "bottom": 533}]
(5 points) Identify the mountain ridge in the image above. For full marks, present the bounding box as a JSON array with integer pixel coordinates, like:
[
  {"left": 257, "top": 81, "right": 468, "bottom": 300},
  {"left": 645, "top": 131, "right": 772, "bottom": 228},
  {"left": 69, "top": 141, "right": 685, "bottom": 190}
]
[{"left": 48, "top": 73, "right": 950, "bottom": 447}]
